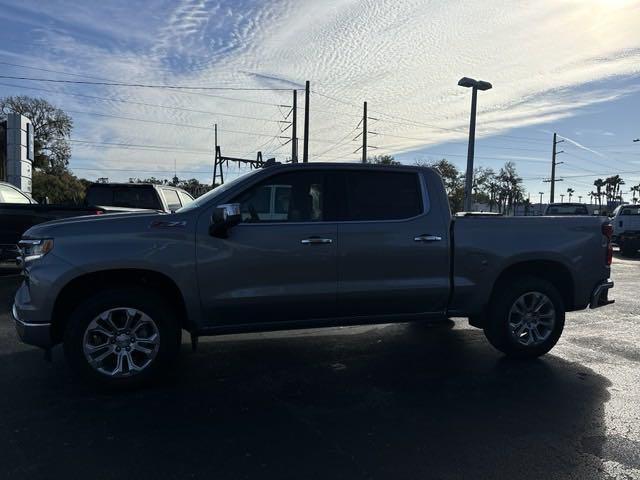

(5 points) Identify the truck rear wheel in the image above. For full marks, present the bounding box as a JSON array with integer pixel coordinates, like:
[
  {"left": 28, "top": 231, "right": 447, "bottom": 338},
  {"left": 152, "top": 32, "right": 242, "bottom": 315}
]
[
  {"left": 483, "top": 276, "right": 565, "bottom": 358},
  {"left": 63, "top": 287, "right": 181, "bottom": 388}
]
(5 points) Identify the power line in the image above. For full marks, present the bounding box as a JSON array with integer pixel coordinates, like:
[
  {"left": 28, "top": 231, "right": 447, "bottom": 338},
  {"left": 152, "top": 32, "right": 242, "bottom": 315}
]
[
  {"left": 0, "top": 60, "right": 291, "bottom": 108},
  {"left": 69, "top": 139, "right": 281, "bottom": 157},
  {"left": 522, "top": 169, "right": 640, "bottom": 181},
  {"left": 311, "top": 86, "right": 563, "bottom": 145},
  {"left": 0, "top": 74, "right": 300, "bottom": 91},
  {"left": 0, "top": 81, "right": 283, "bottom": 123},
  {"left": 71, "top": 166, "right": 214, "bottom": 174},
  {"left": 374, "top": 131, "right": 549, "bottom": 152},
  {"left": 69, "top": 139, "right": 211, "bottom": 154},
  {"left": 66, "top": 109, "right": 289, "bottom": 140}
]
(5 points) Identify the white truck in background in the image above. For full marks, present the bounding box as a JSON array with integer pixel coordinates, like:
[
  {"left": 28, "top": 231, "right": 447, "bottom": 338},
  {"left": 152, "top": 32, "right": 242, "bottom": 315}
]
[{"left": 611, "top": 204, "right": 640, "bottom": 257}]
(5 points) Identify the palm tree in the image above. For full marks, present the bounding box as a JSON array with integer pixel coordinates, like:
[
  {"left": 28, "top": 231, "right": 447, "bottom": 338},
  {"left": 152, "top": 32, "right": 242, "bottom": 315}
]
[
  {"left": 631, "top": 184, "right": 640, "bottom": 204},
  {"left": 605, "top": 175, "right": 624, "bottom": 204},
  {"left": 567, "top": 187, "right": 575, "bottom": 202},
  {"left": 593, "top": 179, "right": 605, "bottom": 207}
]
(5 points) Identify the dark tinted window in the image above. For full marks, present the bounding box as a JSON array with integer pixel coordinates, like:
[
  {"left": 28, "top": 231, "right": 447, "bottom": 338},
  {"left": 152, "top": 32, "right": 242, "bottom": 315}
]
[
  {"left": 546, "top": 205, "right": 588, "bottom": 215},
  {"left": 234, "top": 171, "right": 324, "bottom": 222},
  {"left": 620, "top": 206, "right": 640, "bottom": 216},
  {"left": 345, "top": 171, "right": 422, "bottom": 221},
  {"left": 86, "top": 186, "right": 160, "bottom": 209},
  {"left": 161, "top": 189, "right": 182, "bottom": 211}
]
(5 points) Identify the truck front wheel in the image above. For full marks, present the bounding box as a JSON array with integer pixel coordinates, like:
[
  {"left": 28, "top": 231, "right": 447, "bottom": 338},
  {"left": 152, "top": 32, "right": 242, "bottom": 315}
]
[
  {"left": 63, "top": 287, "right": 182, "bottom": 388},
  {"left": 483, "top": 276, "right": 565, "bottom": 358},
  {"left": 620, "top": 242, "right": 638, "bottom": 257}
]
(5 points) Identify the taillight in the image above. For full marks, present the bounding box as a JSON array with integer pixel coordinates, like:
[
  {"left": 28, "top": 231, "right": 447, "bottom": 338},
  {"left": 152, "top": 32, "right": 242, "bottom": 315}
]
[
  {"left": 602, "top": 223, "right": 613, "bottom": 265},
  {"left": 95, "top": 210, "right": 104, "bottom": 215}
]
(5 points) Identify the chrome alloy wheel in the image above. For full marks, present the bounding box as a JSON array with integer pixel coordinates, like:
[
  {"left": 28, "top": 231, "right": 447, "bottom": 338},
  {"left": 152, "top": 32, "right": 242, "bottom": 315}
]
[
  {"left": 508, "top": 292, "right": 556, "bottom": 347},
  {"left": 82, "top": 308, "right": 160, "bottom": 377}
]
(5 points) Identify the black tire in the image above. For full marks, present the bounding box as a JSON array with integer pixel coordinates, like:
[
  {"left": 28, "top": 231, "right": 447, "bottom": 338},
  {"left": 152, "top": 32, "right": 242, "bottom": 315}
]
[
  {"left": 63, "top": 287, "right": 182, "bottom": 389},
  {"left": 483, "top": 276, "right": 565, "bottom": 358},
  {"left": 620, "top": 244, "right": 637, "bottom": 257}
]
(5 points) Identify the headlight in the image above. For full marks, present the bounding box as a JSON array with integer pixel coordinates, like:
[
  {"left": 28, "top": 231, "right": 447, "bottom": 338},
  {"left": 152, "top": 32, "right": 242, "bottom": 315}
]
[{"left": 18, "top": 238, "right": 54, "bottom": 262}]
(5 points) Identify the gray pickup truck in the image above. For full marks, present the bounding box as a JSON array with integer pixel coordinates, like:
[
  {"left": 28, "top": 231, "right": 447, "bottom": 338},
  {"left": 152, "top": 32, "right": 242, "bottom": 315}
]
[{"left": 12, "top": 163, "right": 614, "bottom": 387}]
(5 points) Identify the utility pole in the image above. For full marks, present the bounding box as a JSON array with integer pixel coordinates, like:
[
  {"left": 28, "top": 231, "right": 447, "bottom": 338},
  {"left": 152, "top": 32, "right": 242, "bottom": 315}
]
[
  {"left": 560, "top": 194, "right": 565, "bottom": 202},
  {"left": 548, "top": 132, "right": 564, "bottom": 202},
  {"left": 303, "top": 81, "right": 310, "bottom": 163},
  {"left": 212, "top": 123, "right": 218, "bottom": 185},
  {"left": 291, "top": 90, "right": 297, "bottom": 163},
  {"left": 362, "top": 101, "right": 367, "bottom": 163}
]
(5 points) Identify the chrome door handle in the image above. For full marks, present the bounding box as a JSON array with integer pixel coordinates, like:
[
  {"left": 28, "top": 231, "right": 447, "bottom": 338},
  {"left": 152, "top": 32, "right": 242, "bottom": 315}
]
[
  {"left": 301, "top": 237, "right": 333, "bottom": 245},
  {"left": 414, "top": 234, "right": 442, "bottom": 242}
]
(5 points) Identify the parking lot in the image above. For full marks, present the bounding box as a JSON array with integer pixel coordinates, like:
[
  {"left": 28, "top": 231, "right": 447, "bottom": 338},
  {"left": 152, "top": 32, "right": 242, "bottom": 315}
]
[{"left": 0, "top": 256, "right": 639, "bottom": 480}]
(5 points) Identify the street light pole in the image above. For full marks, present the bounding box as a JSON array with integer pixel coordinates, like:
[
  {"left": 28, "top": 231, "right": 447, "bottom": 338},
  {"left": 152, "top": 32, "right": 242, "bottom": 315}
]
[
  {"left": 539, "top": 191, "right": 544, "bottom": 215},
  {"left": 464, "top": 87, "right": 478, "bottom": 212},
  {"left": 458, "top": 77, "right": 492, "bottom": 212}
]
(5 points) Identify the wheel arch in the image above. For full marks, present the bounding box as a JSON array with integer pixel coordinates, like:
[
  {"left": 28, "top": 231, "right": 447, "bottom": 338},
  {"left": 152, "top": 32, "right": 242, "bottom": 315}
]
[
  {"left": 51, "top": 268, "right": 189, "bottom": 344},
  {"left": 469, "top": 260, "right": 575, "bottom": 328}
]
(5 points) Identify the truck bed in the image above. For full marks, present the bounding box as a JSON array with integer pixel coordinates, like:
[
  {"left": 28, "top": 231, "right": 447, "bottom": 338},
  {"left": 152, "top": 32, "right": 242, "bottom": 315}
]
[{"left": 449, "top": 215, "right": 610, "bottom": 316}]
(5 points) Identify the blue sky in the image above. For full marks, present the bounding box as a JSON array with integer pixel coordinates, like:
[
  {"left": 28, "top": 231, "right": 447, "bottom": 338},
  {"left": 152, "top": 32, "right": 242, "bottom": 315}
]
[{"left": 1, "top": 0, "right": 639, "bottom": 201}]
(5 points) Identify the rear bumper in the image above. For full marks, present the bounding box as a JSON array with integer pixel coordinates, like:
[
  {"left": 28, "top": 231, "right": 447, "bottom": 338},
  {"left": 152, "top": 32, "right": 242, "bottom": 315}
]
[
  {"left": 12, "top": 303, "right": 53, "bottom": 349},
  {"left": 590, "top": 280, "right": 614, "bottom": 309}
]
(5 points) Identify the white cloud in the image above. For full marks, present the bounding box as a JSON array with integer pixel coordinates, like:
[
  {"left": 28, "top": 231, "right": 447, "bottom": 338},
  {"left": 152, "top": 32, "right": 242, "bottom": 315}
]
[{"left": 3, "top": 0, "right": 640, "bottom": 182}]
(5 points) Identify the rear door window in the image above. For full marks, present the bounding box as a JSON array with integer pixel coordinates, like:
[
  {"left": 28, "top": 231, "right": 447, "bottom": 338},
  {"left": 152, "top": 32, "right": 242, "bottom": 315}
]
[
  {"left": 178, "top": 191, "right": 194, "bottom": 206},
  {"left": 343, "top": 170, "right": 423, "bottom": 221},
  {"left": 161, "top": 189, "right": 182, "bottom": 211}
]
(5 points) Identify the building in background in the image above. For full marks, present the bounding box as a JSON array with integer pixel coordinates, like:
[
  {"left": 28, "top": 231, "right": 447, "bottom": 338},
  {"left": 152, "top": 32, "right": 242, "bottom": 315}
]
[{"left": 0, "top": 113, "right": 33, "bottom": 193}]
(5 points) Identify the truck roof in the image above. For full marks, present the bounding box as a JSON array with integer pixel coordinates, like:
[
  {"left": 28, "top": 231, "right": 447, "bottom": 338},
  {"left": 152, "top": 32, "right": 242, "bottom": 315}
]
[{"left": 263, "top": 162, "right": 432, "bottom": 172}]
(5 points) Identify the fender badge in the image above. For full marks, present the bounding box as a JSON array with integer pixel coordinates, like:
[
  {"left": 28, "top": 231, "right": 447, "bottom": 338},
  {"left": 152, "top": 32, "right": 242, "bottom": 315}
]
[{"left": 150, "top": 220, "right": 187, "bottom": 228}]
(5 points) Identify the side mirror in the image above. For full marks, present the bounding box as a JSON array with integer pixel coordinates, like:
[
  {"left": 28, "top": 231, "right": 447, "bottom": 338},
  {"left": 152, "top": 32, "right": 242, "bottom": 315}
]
[{"left": 209, "top": 203, "right": 241, "bottom": 238}]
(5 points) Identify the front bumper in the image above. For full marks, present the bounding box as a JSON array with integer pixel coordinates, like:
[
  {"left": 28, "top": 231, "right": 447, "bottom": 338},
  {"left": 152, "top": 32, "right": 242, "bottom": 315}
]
[
  {"left": 590, "top": 280, "right": 614, "bottom": 309},
  {"left": 620, "top": 233, "right": 640, "bottom": 245},
  {"left": 12, "top": 303, "right": 53, "bottom": 348}
]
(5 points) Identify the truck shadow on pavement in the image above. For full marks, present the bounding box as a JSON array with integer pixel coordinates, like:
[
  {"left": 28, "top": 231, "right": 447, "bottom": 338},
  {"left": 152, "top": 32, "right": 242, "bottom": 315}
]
[{"left": 0, "top": 316, "right": 612, "bottom": 479}]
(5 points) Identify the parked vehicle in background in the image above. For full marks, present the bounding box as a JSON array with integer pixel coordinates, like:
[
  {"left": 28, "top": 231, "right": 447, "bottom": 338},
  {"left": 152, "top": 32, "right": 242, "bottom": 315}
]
[
  {"left": 0, "top": 181, "right": 192, "bottom": 268},
  {"left": 1, "top": 181, "right": 111, "bottom": 267},
  {"left": 85, "top": 183, "right": 194, "bottom": 212},
  {"left": 611, "top": 204, "right": 640, "bottom": 256},
  {"left": 544, "top": 203, "right": 590, "bottom": 216},
  {"left": 12, "top": 163, "right": 614, "bottom": 388}
]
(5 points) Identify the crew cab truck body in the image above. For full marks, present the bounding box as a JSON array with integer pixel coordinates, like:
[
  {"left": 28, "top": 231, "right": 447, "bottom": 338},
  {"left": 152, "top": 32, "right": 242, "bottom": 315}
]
[{"left": 12, "top": 163, "right": 614, "bottom": 387}]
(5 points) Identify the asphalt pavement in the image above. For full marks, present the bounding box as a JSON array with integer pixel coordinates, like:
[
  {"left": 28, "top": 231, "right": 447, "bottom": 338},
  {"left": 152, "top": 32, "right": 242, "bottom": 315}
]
[{"left": 0, "top": 254, "right": 639, "bottom": 480}]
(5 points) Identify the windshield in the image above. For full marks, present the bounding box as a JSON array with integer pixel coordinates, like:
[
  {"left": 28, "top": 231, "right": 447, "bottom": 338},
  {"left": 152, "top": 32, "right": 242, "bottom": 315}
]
[
  {"left": 619, "top": 206, "right": 640, "bottom": 216},
  {"left": 176, "top": 170, "right": 261, "bottom": 212}
]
